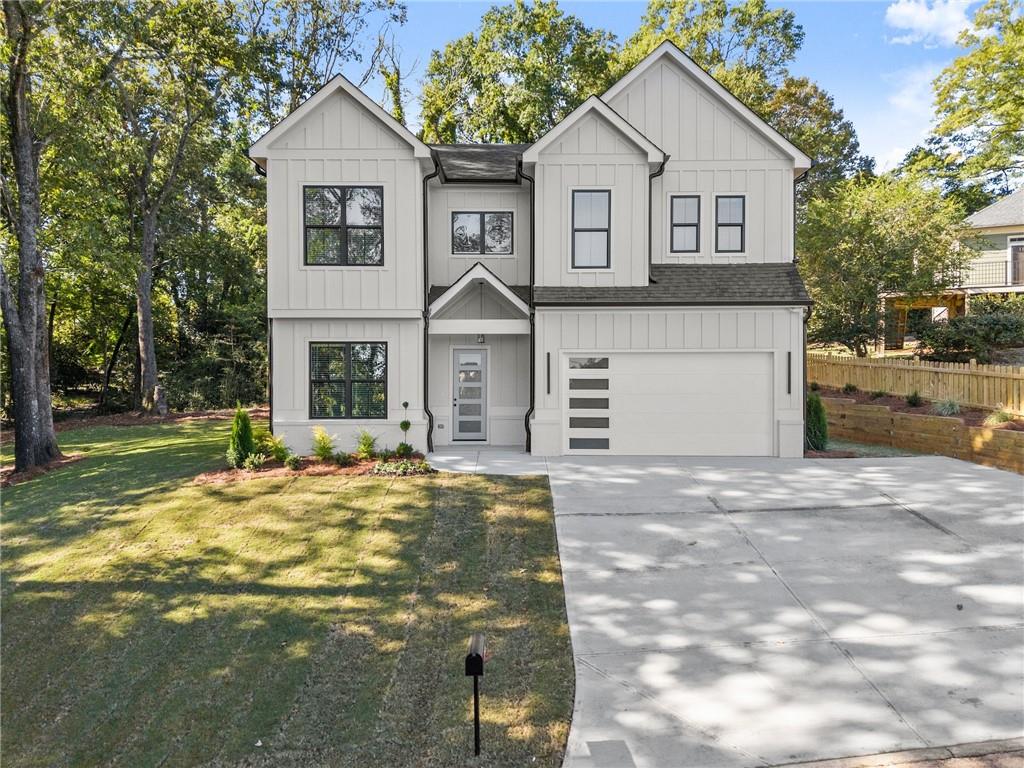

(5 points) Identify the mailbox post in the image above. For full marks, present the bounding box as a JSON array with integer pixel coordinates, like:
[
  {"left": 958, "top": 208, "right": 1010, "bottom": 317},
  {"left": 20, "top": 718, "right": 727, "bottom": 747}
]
[{"left": 465, "top": 633, "right": 486, "bottom": 756}]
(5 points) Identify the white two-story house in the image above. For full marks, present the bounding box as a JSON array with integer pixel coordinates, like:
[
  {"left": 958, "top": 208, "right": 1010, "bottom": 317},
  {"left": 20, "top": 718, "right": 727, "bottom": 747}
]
[{"left": 248, "top": 41, "right": 813, "bottom": 457}]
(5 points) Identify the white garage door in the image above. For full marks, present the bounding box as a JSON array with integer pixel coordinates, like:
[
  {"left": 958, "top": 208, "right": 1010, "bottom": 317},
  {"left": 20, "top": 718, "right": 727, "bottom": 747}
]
[{"left": 565, "top": 352, "right": 774, "bottom": 456}]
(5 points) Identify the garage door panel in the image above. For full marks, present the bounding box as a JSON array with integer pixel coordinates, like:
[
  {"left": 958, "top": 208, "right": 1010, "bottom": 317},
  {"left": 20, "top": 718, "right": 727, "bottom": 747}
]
[{"left": 566, "top": 351, "right": 774, "bottom": 456}]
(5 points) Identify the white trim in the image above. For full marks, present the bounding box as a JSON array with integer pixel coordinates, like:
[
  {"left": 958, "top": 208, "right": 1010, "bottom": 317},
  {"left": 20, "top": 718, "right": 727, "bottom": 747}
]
[
  {"left": 522, "top": 96, "right": 665, "bottom": 166},
  {"left": 430, "top": 319, "right": 530, "bottom": 335},
  {"left": 428, "top": 262, "right": 530, "bottom": 318},
  {"left": 1008, "top": 235, "right": 1024, "bottom": 286},
  {"left": 602, "top": 41, "right": 812, "bottom": 170},
  {"left": 249, "top": 75, "right": 432, "bottom": 166}
]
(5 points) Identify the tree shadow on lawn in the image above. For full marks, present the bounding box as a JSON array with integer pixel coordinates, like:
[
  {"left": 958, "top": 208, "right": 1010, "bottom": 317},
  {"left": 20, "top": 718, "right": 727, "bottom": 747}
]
[{"left": 2, "top": 471, "right": 574, "bottom": 768}]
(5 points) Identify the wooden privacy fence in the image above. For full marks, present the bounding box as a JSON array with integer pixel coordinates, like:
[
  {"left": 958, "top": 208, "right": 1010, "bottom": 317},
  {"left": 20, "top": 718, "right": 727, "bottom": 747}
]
[{"left": 808, "top": 353, "right": 1024, "bottom": 415}]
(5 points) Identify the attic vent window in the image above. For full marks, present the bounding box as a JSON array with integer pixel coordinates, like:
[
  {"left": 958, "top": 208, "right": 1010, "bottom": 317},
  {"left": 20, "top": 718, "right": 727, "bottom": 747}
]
[{"left": 304, "top": 185, "right": 383, "bottom": 266}]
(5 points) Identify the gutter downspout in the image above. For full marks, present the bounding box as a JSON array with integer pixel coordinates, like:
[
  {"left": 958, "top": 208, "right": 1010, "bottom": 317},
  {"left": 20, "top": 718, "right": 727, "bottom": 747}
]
[
  {"left": 794, "top": 166, "right": 812, "bottom": 440},
  {"left": 518, "top": 158, "right": 536, "bottom": 452},
  {"left": 647, "top": 154, "right": 669, "bottom": 282},
  {"left": 422, "top": 152, "right": 441, "bottom": 452}
]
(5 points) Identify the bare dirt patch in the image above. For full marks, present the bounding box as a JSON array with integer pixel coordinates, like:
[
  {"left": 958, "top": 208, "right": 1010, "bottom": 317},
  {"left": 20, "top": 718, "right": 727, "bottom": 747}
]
[
  {"left": 1, "top": 453, "right": 86, "bottom": 488},
  {"left": 804, "top": 448, "right": 858, "bottom": 459},
  {"left": 816, "top": 387, "right": 1022, "bottom": 429}
]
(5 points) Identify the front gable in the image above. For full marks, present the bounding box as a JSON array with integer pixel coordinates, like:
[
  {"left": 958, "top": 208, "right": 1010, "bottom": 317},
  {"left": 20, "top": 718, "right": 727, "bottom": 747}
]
[{"left": 604, "top": 42, "right": 811, "bottom": 170}]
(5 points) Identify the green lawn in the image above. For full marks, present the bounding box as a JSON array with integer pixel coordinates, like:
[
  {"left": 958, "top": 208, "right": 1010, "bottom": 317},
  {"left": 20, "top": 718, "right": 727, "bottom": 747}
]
[{"left": 1, "top": 421, "right": 573, "bottom": 767}]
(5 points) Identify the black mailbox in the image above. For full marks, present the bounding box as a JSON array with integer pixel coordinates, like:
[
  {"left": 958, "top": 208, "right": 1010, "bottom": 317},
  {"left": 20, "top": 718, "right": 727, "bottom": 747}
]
[{"left": 465, "top": 633, "right": 485, "bottom": 677}]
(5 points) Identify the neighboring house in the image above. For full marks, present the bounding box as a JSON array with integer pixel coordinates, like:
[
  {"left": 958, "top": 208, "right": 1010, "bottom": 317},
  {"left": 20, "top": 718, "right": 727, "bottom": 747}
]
[
  {"left": 247, "top": 41, "right": 813, "bottom": 457},
  {"left": 883, "top": 188, "right": 1024, "bottom": 347}
]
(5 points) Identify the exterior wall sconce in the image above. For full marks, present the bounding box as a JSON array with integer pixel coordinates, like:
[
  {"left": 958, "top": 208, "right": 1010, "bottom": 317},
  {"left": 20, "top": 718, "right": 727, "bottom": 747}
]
[{"left": 476, "top": 334, "right": 485, "bottom": 344}]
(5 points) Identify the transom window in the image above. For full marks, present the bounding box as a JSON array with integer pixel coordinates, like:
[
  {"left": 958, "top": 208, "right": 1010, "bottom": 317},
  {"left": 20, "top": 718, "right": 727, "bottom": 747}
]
[
  {"left": 304, "top": 186, "right": 383, "bottom": 266},
  {"left": 309, "top": 342, "right": 386, "bottom": 419},
  {"left": 452, "top": 212, "right": 513, "bottom": 254},
  {"left": 715, "top": 195, "right": 745, "bottom": 253},
  {"left": 572, "top": 190, "right": 611, "bottom": 268},
  {"left": 670, "top": 195, "right": 700, "bottom": 253}
]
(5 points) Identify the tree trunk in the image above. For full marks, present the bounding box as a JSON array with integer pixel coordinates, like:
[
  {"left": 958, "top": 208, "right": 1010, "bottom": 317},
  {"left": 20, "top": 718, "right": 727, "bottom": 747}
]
[
  {"left": 99, "top": 304, "right": 134, "bottom": 411},
  {"left": 0, "top": 0, "right": 60, "bottom": 472},
  {"left": 135, "top": 213, "right": 167, "bottom": 415}
]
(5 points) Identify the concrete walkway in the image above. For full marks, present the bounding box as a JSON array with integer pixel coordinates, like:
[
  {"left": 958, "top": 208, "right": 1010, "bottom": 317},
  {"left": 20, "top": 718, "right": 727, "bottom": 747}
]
[{"left": 545, "top": 455, "right": 1024, "bottom": 767}]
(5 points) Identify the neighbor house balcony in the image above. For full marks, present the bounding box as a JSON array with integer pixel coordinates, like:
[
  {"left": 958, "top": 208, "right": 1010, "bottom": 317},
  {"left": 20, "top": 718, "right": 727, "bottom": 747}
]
[{"left": 957, "top": 260, "right": 1020, "bottom": 288}]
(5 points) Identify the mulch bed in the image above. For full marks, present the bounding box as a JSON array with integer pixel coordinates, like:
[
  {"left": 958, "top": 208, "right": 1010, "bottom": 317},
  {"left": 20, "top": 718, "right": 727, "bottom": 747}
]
[
  {"left": 192, "top": 456, "right": 379, "bottom": 485},
  {"left": 1, "top": 453, "right": 86, "bottom": 488},
  {"left": 816, "top": 387, "right": 1024, "bottom": 430}
]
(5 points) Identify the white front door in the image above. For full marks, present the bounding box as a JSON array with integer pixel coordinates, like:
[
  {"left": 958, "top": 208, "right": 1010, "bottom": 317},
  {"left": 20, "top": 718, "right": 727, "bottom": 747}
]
[{"left": 453, "top": 349, "right": 487, "bottom": 441}]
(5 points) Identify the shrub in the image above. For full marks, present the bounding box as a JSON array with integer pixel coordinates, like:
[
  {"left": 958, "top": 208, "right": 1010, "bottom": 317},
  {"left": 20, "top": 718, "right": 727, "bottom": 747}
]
[
  {"left": 906, "top": 390, "right": 923, "bottom": 407},
  {"left": 932, "top": 399, "right": 961, "bottom": 417},
  {"left": 242, "top": 452, "right": 267, "bottom": 471},
  {"left": 284, "top": 453, "right": 302, "bottom": 470},
  {"left": 371, "top": 459, "right": 434, "bottom": 476},
  {"left": 395, "top": 441, "right": 414, "bottom": 458},
  {"left": 970, "top": 293, "right": 1024, "bottom": 317},
  {"left": 841, "top": 383, "right": 858, "bottom": 394},
  {"left": 869, "top": 390, "right": 887, "bottom": 400},
  {"left": 334, "top": 451, "right": 355, "bottom": 467},
  {"left": 355, "top": 429, "right": 377, "bottom": 460},
  {"left": 259, "top": 432, "right": 289, "bottom": 462},
  {"left": 809, "top": 381, "right": 820, "bottom": 391},
  {"left": 312, "top": 427, "right": 336, "bottom": 461},
  {"left": 984, "top": 408, "right": 1014, "bottom": 426},
  {"left": 919, "top": 311, "right": 1024, "bottom": 363},
  {"left": 226, "top": 406, "right": 255, "bottom": 468},
  {"left": 805, "top": 393, "right": 828, "bottom": 451}
]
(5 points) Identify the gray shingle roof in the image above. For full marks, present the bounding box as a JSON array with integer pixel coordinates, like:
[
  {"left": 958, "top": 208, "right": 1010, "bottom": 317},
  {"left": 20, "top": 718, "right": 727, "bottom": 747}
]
[
  {"left": 533, "top": 263, "right": 811, "bottom": 306},
  {"left": 430, "top": 144, "right": 529, "bottom": 182},
  {"left": 967, "top": 188, "right": 1023, "bottom": 229},
  {"left": 428, "top": 284, "right": 532, "bottom": 305}
]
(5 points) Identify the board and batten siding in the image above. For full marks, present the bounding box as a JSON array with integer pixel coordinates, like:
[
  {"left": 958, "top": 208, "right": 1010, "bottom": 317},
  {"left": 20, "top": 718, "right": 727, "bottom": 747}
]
[
  {"left": 265, "top": 88, "right": 425, "bottom": 316},
  {"left": 534, "top": 113, "right": 650, "bottom": 288},
  {"left": 427, "top": 182, "right": 531, "bottom": 286},
  {"left": 428, "top": 334, "right": 530, "bottom": 446},
  {"left": 606, "top": 56, "right": 795, "bottom": 265},
  {"left": 271, "top": 318, "right": 426, "bottom": 453},
  {"left": 530, "top": 307, "right": 806, "bottom": 456}
]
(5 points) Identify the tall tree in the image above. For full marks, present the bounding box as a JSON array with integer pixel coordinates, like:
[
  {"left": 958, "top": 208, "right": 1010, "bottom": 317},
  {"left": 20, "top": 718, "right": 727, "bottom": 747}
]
[
  {"left": 617, "top": 0, "right": 804, "bottom": 110},
  {"left": 931, "top": 0, "right": 1023, "bottom": 187},
  {"left": 798, "top": 175, "right": 970, "bottom": 356},
  {"left": 419, "top": 0, "right": 616, "bottom": 143}
]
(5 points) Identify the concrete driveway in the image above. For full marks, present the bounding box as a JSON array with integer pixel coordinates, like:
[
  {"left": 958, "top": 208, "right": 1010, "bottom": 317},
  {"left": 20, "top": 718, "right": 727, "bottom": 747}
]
[{"left": 547, "top": 455, "right": 1024, "bottom": 768}]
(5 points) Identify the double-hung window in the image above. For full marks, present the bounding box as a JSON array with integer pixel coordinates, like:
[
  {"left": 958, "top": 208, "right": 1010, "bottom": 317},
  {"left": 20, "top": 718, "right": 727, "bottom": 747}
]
[
  {"left": 715, "top": 195, "right": 745, "bottom": 253},
  {"left": 670, "top": 195, "right": 700, "bottom": 253},
  {"left": 304, "top": 185, "right": 384, "bottom": 266},
  {"left": 451, "top": 212, "right": 513, "bottom": 254},
  {"left": 572, "top": 190, "right": 611, "bottom": 268},
  {"left": 309, "top": 342, "right": 387, "bottom": 419}
]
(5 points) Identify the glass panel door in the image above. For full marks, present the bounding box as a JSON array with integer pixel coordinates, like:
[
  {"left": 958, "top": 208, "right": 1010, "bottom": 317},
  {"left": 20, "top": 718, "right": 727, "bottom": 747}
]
[
  {"left": 453, "top": 349, "right": 487, "bottom": 440},
  {"left": 1011, "top": 240, "right": 1024, "bottom": 285}
]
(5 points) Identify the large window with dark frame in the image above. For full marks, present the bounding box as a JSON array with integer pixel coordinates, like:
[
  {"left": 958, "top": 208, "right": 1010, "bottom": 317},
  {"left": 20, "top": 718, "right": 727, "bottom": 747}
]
[
  {"left": 715, "top": 195, "right": 745, "bottom": 253},
  {"left": 451, "top": 212, "right": 513, "bottom": 255},
  {"left": 309, "top": 342, "right": 387, "bottom": 419},
  {"left": 670, "top": 195, "right": 700, "bottom": 253},
  {"left": 304, "top": 185, "right": 384, "bottom": 266},
  {"left": 572, "top": 190, "right": 611, "bottom": 268}
]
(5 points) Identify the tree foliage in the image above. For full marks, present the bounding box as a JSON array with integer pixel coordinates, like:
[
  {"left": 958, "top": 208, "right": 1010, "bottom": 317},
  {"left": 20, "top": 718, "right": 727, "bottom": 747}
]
[{"left": 419, "top": 0, "right": 616, "bottom": 143}]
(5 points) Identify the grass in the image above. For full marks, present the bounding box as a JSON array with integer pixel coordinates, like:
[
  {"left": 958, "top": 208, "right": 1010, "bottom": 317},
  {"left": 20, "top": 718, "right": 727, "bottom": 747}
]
[{"left": 1, "top": 420, "right": 573, "bottom": 767}]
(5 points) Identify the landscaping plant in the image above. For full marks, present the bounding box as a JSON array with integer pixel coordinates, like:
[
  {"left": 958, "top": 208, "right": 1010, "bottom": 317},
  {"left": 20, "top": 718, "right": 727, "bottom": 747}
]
[
  {"left": 805, "top": 392, "right": 828, "bottom": 451},
  {"left": 932, "top": 399, "right": 961, "bottom": 417},
  {"left": 984, "top": 408, "right": 1014, "bottom": 426},
  {"left": 242, "top": 452, "right": 267, "bottom": 471},
  {"left": 355, "top": 429, "right": 377, "bottom": 460},
  {"left": 397, "top": 401, "right": 414, "bottom": 458},
  {"left": 226, "top": 406, "right": 255, "bottom": 468},
  {"left": 312, "top": 427, "right": 336, "bottom": 461},
  {"left": 919, "top": 312, "right": 1024, "bottom": 363},
  {"left": 809, "top": 381, "right": 820, "bottom": 391},
  {"left": 284, "top": 454, "right": 302, "bottom": 470},
  {"left": 869, "top": 390, "right": 887, "bottom": 399},
  {"left": 906, "top": 390, "right": 923, "bottom": 407},
  {"left": 371, "top": 459, "right": 434, "bottom": 476},
  {"left": 842, "top": 382, "right": 858, "bottom": 394},
  {"left": 260, "top": 432, "right": 289, "bottom": 462},
  {"left": 334, "top": 451, "right": 355, "bottom": 467}
]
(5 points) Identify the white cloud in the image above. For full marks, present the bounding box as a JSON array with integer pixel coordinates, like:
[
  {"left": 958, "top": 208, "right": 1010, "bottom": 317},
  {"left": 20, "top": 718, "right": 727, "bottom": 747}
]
[
  {"left": 856, "top": 63, "right": 943, "bottom": 171},
  {"left": 884, "top": 0, "right": 971, "bottom": 46}
]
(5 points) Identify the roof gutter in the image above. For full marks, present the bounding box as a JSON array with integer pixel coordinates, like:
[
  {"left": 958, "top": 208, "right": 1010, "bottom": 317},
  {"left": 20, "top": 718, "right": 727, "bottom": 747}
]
[
  {"left": 422, "top": 151, "right": 441, "bottom": 452},
  {"left": 518, "top": 158, "right": 536, "bottom": 452},
  {"left": 648, "top": 154, "right": 670, "bottom": 282}
]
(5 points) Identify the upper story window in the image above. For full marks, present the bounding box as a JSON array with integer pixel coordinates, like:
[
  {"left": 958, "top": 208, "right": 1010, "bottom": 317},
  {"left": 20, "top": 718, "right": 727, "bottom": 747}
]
[
  {"left": 309, "top": 342, "right": 387, "bottom": 419},
  {"left": 715, "top": 195, "right": 745, "bottom": 253},
  {"left": 670, "top": 195, "right": 700, "bottom": 253},
  {"left": 452, "top": 212, "right": 513, "bottom": 255},
  {"left": 304, "top": 186, "right": 383, "bottom": 266},
  {"left": 572, "top": 190, "right": 611, "bottom": 269}
]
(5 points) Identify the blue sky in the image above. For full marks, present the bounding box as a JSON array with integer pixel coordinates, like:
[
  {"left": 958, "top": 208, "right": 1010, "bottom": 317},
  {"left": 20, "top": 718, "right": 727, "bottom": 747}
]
[{"left": 345, "top": 0, "right": 977, "bottom": 170}]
